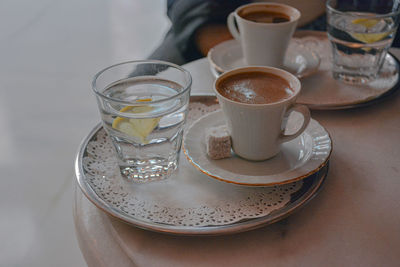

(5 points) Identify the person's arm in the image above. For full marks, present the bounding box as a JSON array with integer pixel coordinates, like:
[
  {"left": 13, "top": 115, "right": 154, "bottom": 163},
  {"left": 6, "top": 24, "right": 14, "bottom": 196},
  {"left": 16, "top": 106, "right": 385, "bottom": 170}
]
[
  {"left": 166, "top": 0, "right": 248, "bottom": 62},
  {"left": 194, "top": 24, "right": 232, "bottom": 56}
]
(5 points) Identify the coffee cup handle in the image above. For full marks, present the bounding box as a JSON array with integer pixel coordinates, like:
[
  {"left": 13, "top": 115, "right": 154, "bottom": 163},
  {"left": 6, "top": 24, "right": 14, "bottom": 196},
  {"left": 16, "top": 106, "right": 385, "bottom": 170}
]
[
  {"left": 227, "top": 12, "right": 240, "bottom": 40},
  {"left": 279, "top": 104, "right": 311, "bottom": 143}
]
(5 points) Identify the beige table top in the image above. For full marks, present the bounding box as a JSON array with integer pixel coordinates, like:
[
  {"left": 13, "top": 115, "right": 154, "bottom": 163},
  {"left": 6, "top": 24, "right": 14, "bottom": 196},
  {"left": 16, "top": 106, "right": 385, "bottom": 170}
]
[{"left": 74, "top": 53, "right": 400, "bottom": 267}]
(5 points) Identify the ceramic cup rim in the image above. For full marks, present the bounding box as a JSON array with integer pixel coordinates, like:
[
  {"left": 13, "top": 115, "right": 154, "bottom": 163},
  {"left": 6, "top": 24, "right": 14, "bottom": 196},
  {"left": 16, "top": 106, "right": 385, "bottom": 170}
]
[
  {"left": 214, "top": 66, "right": 301, "bottom": 107},
  {"left": 234, "top": 2, "right": 301, "bottom": 26}
]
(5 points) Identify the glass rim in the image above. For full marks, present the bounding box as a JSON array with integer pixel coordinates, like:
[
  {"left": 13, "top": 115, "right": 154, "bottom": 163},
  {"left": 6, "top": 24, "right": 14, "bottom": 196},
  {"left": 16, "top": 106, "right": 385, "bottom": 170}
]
[
  {"left": 92, "top": 59, "right": 192, "bottom": 105},
  {"left": 326, "top": 0, "right": 400, "bottom": 18}
]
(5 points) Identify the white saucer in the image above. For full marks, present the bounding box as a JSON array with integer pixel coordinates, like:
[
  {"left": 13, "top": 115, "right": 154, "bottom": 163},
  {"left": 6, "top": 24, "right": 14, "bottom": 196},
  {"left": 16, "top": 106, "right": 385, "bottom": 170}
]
[
  {"left": 207, "top": 39, "right": 320, "bottom": 79},
  {"left": 183, "top": 110, "right": 332, "bottom": 186}
]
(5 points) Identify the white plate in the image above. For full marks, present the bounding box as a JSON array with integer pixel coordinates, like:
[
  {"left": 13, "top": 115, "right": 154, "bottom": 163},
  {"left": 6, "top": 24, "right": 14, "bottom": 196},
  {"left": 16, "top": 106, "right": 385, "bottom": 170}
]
[
  {"left": 207, "top": 39, "right": 320, "bottom": 79},
  {"left": 183, "top": 110, "right": 332, "bottom": 186}
]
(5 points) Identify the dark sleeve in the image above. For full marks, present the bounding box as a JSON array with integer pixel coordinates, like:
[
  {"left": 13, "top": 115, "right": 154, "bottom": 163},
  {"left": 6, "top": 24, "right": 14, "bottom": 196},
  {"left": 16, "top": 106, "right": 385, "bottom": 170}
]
[
  {"left": 149, "top": 0, "right": 249, "bottom": 64},
  {"left": 298, "top": 14, "right": 327, "bottom": 32},
  {"left": 392, "top": 29, "right": 400, "bottom": 47}
]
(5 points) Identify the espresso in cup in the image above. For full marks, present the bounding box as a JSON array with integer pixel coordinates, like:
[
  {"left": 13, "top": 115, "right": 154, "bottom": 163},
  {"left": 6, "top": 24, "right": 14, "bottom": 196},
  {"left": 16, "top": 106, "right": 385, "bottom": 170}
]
[
  {"left": 216, "top": 71, "right": 293, "bottom": 104},
  {"left": 214, "top": 66, "right": 310, "bottom": 161},
  {"left": 238, "top": 10, "right": 290, "bottom": 24}
]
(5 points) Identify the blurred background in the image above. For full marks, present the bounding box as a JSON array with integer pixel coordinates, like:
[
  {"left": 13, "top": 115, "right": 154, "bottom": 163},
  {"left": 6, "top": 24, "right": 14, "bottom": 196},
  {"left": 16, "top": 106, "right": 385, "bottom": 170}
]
[{"left": 0, "top": 0, "right": 168, "bottom": 266}]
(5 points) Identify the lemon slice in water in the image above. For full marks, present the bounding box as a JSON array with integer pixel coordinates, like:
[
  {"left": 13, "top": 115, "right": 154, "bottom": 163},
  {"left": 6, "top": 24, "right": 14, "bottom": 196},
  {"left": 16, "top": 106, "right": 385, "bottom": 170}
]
[
  {"left": 351, "top": 18, "right": 389, "bottom": 44},
  {"left": 351, "top": 32, "right": 389, "bottom": 44},
  {"left": 112, "top": 99, "right": 160, "bottom": 144},
  {"left": 352, "top": 18, "right": 380, "bottom": 28}
]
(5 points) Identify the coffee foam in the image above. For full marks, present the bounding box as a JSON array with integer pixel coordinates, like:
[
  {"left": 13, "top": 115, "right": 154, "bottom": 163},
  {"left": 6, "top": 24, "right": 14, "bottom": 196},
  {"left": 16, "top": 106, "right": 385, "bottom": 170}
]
[
  {"left": 237, "top": 3, "right": 300, "bottom": 23},
  {"left": 217, "top": 71, "right": 293, "bottom": 104},
  {"left": 239, "top": 10, "right": 290, "bottom": 23}
]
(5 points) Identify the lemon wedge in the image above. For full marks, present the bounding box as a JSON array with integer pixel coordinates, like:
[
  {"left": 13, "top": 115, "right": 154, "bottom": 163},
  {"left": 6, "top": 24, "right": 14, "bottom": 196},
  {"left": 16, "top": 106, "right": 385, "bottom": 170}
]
[
  {"left": 351, "top": 32, "right": 389, "bottom": 44},
  {"left": 112, "top": 100, "right": 160, "bottom": 144},
  {"left": 352, "top": 18, "right": 380, "bottom": 28},
  {"left": 351, "top": 18, "right": 389, "bottom": 44},
  {"left": 135, "top": 98, "right": 153, "bottom": 102}
]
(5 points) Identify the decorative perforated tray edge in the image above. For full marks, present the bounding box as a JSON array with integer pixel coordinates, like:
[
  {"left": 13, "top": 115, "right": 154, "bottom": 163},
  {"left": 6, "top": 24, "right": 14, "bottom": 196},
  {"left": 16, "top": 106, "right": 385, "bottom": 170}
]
[{"left": 75, "top": 96, "right": 330, "bottom": 236}]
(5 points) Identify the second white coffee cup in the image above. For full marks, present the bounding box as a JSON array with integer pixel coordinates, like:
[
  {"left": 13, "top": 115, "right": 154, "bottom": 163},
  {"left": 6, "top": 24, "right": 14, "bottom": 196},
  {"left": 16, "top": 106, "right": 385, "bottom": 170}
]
[{"left": 227, "top": 3, "right": 300, "bottom": 68}]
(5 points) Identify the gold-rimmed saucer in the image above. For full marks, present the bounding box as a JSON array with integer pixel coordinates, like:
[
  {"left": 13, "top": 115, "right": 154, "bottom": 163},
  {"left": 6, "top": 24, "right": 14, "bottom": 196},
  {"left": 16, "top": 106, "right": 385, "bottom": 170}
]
[{"left": 183, "top": 110, "right": 332, "bottom": 187}]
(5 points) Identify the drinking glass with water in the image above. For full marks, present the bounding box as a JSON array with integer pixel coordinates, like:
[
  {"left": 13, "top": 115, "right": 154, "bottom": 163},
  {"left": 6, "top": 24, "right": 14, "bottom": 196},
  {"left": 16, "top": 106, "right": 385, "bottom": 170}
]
[
  {"left": 92, "top": 60, "right": 192, "bottom": 183},
  {"left": 327, "top": 0, "right": 400, "bottom": 84}
]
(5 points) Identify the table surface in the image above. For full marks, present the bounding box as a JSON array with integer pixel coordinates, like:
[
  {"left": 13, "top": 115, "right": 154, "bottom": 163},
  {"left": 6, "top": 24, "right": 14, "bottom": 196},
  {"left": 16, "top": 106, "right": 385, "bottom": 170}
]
[{"left": 74, "top": 51, "right": 400, "bottom": 266}]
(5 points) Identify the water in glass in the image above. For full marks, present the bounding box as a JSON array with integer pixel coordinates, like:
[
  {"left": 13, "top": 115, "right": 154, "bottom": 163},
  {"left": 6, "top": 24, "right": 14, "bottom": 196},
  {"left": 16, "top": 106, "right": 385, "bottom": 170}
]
[
  {"left": 328, "top": 12, "right": 397, "bottom": 83},
  {"left": 100, "top": 77, "right": 188, "bottom": 182}
]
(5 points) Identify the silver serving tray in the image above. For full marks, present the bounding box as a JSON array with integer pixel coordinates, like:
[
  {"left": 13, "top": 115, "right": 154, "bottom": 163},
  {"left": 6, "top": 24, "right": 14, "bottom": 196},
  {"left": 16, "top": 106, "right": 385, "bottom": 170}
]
[{"left": 75, "top": 96, "right": 330, "bottom": 236}]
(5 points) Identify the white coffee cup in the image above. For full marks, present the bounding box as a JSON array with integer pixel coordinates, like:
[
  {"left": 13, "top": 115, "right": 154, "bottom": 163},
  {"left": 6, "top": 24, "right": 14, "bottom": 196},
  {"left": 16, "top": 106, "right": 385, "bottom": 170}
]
[
  {"left": 227, "top": 3, "right": 300, "bottom": 68},
  {"left": 214, "top": 66, "right": 310, "bottom": 161}
]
